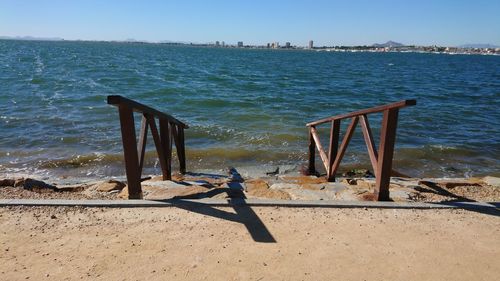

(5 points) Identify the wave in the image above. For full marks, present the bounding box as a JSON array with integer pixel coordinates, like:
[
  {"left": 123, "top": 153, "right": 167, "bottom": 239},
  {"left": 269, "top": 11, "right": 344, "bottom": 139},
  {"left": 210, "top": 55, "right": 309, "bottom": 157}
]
[
  {"left": 37, "top": 149, "right": 307, "bottom": 169},
  {"left": 20, "top": 143, "right": 497, "bottom": 179}
]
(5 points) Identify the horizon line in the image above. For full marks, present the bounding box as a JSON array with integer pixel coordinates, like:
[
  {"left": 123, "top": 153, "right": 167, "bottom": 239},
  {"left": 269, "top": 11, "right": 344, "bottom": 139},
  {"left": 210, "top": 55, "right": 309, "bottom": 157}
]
[{"left": 0, "top": 35, "right": 499, "bottom": 49}]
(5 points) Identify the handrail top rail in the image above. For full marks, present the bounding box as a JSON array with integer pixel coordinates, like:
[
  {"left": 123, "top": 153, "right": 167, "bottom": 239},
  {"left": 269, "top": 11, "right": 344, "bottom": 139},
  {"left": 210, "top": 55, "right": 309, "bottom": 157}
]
[
  {"left": 107, "top": 95, "right": 189, "bottom": 129},
  {"left": 306, "top": 99, "right": 416, "bottom": 127}
]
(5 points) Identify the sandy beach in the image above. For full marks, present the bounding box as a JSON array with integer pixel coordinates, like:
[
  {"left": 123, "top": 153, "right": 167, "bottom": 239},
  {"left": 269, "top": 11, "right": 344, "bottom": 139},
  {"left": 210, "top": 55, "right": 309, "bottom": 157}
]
[{"left": 1, "top": 205, "right": 498, "bottom": 281}]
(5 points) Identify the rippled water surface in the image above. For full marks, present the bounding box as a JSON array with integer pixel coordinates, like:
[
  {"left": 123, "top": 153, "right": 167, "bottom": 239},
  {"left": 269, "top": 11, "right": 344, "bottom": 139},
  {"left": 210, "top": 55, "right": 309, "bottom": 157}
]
[{"left": 0, "top": 40, "right": 499, "bottom": 178}]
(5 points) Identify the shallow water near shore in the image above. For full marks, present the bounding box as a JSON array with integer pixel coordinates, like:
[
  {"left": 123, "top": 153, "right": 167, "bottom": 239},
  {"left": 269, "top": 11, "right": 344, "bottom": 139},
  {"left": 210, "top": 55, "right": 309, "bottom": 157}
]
[{"left": 0, "top": 40, "right": 499, "bottom": 179}]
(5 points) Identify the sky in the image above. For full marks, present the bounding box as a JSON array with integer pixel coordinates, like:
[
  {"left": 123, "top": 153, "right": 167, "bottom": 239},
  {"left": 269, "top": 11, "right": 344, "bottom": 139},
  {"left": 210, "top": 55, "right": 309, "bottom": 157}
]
[{"left": 0, "top": 0, "right": 499, "bottom": 46}]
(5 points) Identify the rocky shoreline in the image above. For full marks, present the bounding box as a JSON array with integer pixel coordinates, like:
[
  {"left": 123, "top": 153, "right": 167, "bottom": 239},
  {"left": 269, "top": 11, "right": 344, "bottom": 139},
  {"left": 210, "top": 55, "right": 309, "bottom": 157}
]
[{"left": 1, "top": 168, "right": 499, "bottom": 203}]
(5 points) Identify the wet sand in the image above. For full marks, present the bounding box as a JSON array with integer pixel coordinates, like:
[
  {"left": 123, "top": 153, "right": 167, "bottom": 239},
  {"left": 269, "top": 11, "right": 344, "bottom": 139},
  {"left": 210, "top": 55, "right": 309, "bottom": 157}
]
[{"left": 1, "top": 206, "right": 498, "bottom": 280}]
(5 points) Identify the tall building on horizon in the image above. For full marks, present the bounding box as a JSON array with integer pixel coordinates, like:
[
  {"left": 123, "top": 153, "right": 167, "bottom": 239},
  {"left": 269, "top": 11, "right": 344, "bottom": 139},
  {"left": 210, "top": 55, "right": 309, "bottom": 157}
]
[
  {"left": 309, "top": 40, "right": 314, "bottom": 49},
  {"left": 237, "top": 41, "right": 243, "bottom": 47}
]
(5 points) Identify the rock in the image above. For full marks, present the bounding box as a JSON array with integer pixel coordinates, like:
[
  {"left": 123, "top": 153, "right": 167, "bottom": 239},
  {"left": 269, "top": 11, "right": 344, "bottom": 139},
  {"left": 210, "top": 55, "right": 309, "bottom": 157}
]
[
  {"left": 362, "top": 180, "right": 374, "bottom": 188},
  {"left": 300, "top": 165, "right": 320, "bottom": 176},
  {"left": 266, "top": 167, "right": 279, "bottom": 176},
  {"left": 183, "top": 176, "right": 227, "bottom": 186},
  {"left": 148, "top": 185, "right": 210, "bottom": 200},
  {"left": 342, "top": 169, "right": 374, "bottom": 178},
  {"left": 245, "top": 179, "right": 290, "bottom": 200},
  {"left": 0, "top": 179, "right": 15, "bottom": 187},
  {"left": 302, "top": 184, "right": 328, "bottom": 191},
  {"left": 360, "top": 193, "right": 377, "bottom": 201},
  {"left": 389, "top": 190, "right": 412, "bottom": 201},
  {"left": 171, "top": 173, "right": 185, "bottom": 182},
  {"left": 14, "top": 178, "right": 26, "bottom": 187},
  {"left": 184, "top": 180, "right": 214, "bottom": 188},
  {"left": 280, "top": 176, "right": 327, "bottom": 185},
  {"left": 22, "top": 179, "right": 57, "bottom": 191},
  {"left": 483, "top": 176, "right": 500, "bottom": 188},
  {"left": 146, "top": 174, "right": 185, "bottom": 182},
  {"left": 117, "top": 187, "right": 129, "bottom": 199},
  {"left": 117, "top": 180, "right": 212, "bottom": 200},
  {"left": 55, "top": 184, "right": 85, "bottom": 192},
  {"left": 96, "top": 180, "right": 126, "bottom": 192},
  {"left": 148, "top": 175, "right": 165, "bottom": 182},
  {"left": 117, "top": 186, "right": 143, "bottom": 199},
  {"left": 245, "top": 179, "right": 269, "bottom": 192},
  {"left": 269, "top": 183, "right": 301, "bottom": 190},
  {"left": 341, "top": 178, "right": 357, "bottom": 185},
  {"left": 285, "top": 188, "right": 338, "bottom": 200},
  {"left": 145, "top": 180, "right": 192, "bottom": 189}
]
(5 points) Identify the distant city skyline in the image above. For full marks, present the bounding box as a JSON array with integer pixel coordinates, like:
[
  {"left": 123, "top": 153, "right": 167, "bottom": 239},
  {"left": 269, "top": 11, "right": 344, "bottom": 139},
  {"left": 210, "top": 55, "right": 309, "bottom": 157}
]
[{"left": 0, "top": 0, "right": 499, "bottom": 47}]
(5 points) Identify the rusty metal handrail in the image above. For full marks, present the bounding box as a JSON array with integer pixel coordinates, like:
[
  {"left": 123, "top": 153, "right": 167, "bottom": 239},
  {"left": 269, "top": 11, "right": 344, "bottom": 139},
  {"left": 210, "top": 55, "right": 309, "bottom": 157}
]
[
  {"left": 107, "top": 95, "right": 187, "bottom": 199},
  {"left": 306, "top": 99, "right": 416, "bottom": 201}
]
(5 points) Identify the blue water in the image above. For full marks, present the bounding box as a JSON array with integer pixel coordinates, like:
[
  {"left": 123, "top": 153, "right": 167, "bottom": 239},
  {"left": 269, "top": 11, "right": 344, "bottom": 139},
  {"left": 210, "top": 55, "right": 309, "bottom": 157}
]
[{"left": 0, "top": 40, "right": 499, "bottom": 178}]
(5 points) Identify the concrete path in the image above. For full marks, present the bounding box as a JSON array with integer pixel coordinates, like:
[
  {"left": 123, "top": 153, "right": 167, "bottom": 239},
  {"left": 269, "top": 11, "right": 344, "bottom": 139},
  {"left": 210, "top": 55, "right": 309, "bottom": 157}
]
[{"left": 0, "top": 198, "right": 498, "bottom": 211}]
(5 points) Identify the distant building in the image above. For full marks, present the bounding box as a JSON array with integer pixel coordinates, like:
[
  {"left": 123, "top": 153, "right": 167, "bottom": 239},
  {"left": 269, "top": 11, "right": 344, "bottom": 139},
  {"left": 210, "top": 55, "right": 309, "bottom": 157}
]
[
  {"left": 285, "top": 42, "right": 291, "bottom": 48},
  {"left": 215, "top": 41, "right": 220, "bottom": 47},
  {"left": 309, "top": 40, "right": 314, "bottom": 49},
  {"left": 271, "top": 42, "right": 279, "bottom": 49},
  {"left": 222, "top": 41, "right": 225, "bottom": 47},
  {"left": 266, "top": 43, "right": 271, "bottom": 48},
  {"left": 237, "top": 41, "right": 243, "bottom": 47}
]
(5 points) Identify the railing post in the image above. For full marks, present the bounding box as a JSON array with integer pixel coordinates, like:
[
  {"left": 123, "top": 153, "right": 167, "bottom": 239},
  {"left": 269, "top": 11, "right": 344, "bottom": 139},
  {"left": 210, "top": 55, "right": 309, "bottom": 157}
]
[
  {"left": 137, "top": 114, "right": 148, "bottom": 175},
  {"left": 308, "top": 126, "right": 316, "bottom": 175},
  {"left": 178, "top": 126, "right": 186, "bottom": 174},
  {"left": 374, "top": 109, "right": 399, "bottom": 201},
  {"left": 118, "top": 105, "right": 142, "bottom": 199},
  {"left": 159, "top": 119, "right": 172, "bottom": 180},
  {"left": 327, "top": 120, "right": 340, "bottom": 181},
  {"left": 329, "top": 117, "right": 359, "bottom": 178},
  {"left": 146, "top": 115, "right": 169, "bottom": 181},
  {"left": 360, "top": 115, "right": 379, "bottom": 175}
]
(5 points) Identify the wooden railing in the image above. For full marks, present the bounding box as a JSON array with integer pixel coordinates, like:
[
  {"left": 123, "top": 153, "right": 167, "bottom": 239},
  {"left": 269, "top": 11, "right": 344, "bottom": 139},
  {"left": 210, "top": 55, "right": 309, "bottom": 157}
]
[
  {"left": 306, "top": 100, "right": 416, "bottom": 201},
  {"left": 107, "top": 95, "right": 188, "bottom": 199}
]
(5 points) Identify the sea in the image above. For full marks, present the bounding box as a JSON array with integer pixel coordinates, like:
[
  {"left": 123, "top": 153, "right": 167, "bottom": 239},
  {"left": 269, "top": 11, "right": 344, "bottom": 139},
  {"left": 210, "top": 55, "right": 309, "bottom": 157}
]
[{"left": 0, "top": 40, "right": 499, "bottom": 180}]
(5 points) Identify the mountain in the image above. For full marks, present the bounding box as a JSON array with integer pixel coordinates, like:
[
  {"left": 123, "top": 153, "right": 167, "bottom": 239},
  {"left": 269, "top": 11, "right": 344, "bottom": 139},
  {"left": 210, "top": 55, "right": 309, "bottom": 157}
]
[
  {"left": 458, "top": 43, "right": 498, "bottom": 49},
  {"left": 372, "top": 41, "right": 404, "bottom": 47}
]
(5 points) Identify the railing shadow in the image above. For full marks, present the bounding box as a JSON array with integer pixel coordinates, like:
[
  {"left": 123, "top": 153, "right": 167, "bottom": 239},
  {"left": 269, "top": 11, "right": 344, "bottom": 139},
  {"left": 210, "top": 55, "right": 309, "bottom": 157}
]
[
  {"left": 151, "top": 198, "right": 276, "bottom": 243},
  {"left": 152, "top": 168, "right": 276, "bottom": 243},
  {"left": 434, "top": 201, "right": 500, "bottom": 217},
  {"left": 418, "top": 181, "right": 499, "bottom": 217},
  {"left": 417, "top": 181, "right": 475, "bottom": 202}
]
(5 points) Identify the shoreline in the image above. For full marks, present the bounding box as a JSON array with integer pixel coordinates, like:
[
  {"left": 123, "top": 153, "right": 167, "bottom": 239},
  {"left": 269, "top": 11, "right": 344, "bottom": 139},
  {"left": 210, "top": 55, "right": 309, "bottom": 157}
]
[
  {"left": 3, "top": 142, "right": 499, "bottom": 180},
  {"left": 2, "top": 38, "right": 498, "bottom": 56},
  {"left": 1, "top": 166, "right": 499, "bottom": 204}
]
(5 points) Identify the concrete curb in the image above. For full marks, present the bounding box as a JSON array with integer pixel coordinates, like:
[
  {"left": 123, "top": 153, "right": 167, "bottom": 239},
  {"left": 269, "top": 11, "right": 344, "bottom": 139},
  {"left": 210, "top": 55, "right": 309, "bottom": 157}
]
[{"left": 0, "top": 199, "right": 498, "bottom": 211}]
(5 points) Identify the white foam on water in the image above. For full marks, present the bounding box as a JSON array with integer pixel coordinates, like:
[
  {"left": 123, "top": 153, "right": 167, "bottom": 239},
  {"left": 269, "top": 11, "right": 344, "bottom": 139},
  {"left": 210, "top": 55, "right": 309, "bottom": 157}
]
[{"left": 34, "top": 52, "right": 45, "bottom": 74}]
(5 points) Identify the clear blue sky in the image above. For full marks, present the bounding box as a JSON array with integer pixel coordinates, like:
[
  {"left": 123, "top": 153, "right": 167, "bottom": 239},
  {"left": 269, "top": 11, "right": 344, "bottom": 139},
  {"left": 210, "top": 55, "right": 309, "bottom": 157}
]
[{"left": 1, "top": 0, "right": 499, "bottom": 46}]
